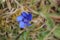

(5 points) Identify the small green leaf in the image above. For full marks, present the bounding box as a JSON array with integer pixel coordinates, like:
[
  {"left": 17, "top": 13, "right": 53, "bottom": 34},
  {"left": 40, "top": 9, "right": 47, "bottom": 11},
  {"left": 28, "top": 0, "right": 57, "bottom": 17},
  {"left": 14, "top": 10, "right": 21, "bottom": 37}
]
[
  {"left": 23, "top": 31, "right": 30, "bottom": 40},
  {"left": 45, "top": 13, "right": 54, "bottom": 30},
  {"left": 37, "top": 30, "right": 49, "bottom": 40},
  {"left": 53, "top": 25, "right": 60, "bottom": 39}
]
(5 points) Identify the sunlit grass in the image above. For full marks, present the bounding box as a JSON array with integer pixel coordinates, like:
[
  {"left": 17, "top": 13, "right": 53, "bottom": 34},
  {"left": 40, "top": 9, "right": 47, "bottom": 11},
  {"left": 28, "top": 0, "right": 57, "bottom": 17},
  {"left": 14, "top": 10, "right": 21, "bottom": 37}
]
[{"left": 0, "top": 0, "right": 60, "bottom": 40}]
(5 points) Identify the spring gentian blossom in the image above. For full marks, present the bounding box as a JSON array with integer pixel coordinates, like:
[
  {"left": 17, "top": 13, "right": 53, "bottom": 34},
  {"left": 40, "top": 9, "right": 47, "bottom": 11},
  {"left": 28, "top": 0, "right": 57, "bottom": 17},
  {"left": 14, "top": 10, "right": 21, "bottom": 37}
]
[{"left": 16, "top": 11, "right": 32, "bottom": 28}]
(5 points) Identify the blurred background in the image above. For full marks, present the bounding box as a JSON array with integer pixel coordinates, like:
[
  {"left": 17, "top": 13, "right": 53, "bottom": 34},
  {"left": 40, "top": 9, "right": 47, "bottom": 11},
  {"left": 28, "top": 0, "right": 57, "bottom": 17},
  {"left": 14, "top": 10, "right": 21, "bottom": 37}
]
[{"left": 0, "top": 0, "right": 60, "bottom": 40}]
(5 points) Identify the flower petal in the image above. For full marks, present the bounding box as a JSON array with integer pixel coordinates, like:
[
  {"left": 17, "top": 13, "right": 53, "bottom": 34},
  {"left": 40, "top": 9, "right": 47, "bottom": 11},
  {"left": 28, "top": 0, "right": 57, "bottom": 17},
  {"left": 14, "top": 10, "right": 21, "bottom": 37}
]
[
  {"left": 27, "top": 23, "right": 31, "bottom": 26},
  {"left": 19, "top": 21, "right": 26, "bottom": 28},
  {"left": 21, "top": 11, "right": 28, "bottom": 18},
  {"left": 16, "top": 16, "right": 24, "bottom": 22},
  {"left": 27, "top": 13, "right": 32, "bottom": 21},
  {"left": 23, "top": 19, "right": 29, "bottom": 23},
  {"left": 24, "top": 21, "right": 31, "bottom": 26}
]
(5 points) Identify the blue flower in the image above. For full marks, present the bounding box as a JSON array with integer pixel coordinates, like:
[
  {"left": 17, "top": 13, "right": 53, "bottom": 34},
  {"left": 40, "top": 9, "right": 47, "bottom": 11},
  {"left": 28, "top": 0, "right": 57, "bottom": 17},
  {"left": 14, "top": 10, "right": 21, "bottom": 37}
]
[{"left": 16, "top": 11, "right": 32, "bottom": 28}]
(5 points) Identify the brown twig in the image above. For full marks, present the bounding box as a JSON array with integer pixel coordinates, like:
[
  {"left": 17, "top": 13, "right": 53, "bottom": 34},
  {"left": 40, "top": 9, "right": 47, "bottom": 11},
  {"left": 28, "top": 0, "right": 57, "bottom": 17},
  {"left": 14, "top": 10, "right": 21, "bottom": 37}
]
[
  {"left": 34, "top": 23, "right": 46, "bottom": 31},
  {"left": 51, "top": 15, "right": 60, "bottom": 22},
  {"left": 51, "top": 15, "right": 60, "bottom": 20},
  {"left": 6, "top": 0, "right": 12, "bottom": 10}
]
